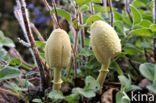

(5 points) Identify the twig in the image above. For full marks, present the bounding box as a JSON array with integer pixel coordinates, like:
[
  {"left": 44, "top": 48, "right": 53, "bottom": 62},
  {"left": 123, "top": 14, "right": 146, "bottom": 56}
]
[
  {"left": 30, "top": 23, "right": 45, "bottom": 41},
  {"left": 14, "top": 2, "right": 37, "bottom": 64},
  {"left": 153, "top": 38, "right": 156, "bottom": 61},
  {"left": 4, "top": 47, "right": 34, "bottom": 70},
  {"left": 90, "top": 2, "right": 94, "bottom": 15},
  {"left": 73, "top": 29, "right": 79, "bottom": 78},
  {"left": 71, "top": 44, "right": 77, "bottom": 78},
  {"left": 153, "top": 0, "right": 156, "bottom": 62},
  {"left": 78, "top": 11, "right": 87, "bottom": 65},
  {"left": 42, "top": 0, "right": 57, "bottom": 29},
  {"left": 103, "top": 0, "right": 108, "bottom": 16},
  {"left": 0, "top": 87, "right": 20, "bottom": 98},
  {"left": 78, "top": 12, "right": 85, "bottom": 48},
  {"left": 108, "top": 0, "right": 114, "bottom": 27},
  {"left": 128, "top": 58, "right": 140, "bottom": 75},
  {"left": 144, "top": 49, "right": 155, "bottom": 63},
  {"left": 15, "top": 0, "right": 47, "bottom": 93},
  {"left": 51, "top": 0, "right": 61, "bottom": 28},
  {"left": 17, "top": 38, "right": 31, "bottom": 47},
  {"left": 125, "top": 0, "right": 133, "bottom": 23}
]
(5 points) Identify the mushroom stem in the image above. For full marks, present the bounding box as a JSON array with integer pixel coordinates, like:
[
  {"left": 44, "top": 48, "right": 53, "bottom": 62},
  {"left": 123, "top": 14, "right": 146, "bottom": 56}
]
[
  {"left": 97, "top": 59, "right": 110, "bottom": 92},
  {"left": 53, "top": 67, "right": 63, "bottom": 90}
]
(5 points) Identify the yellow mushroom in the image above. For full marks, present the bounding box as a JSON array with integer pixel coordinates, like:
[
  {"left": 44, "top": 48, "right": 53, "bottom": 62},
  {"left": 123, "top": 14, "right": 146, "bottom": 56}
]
[
  {"left": 45, "top": 29, "right": 71, "bottom": 90},
  {"left": 90, "top": 20, "right": 121, "bottom": 92}
]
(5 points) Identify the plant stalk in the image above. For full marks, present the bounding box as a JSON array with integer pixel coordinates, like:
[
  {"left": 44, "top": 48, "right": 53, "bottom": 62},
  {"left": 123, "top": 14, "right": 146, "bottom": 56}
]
[
  {"left": 97, "top": 59, "right": 110, "bottom": 93},
  {"left": 108, "top": 0, "right": 114, "bottom": 27},
  {"left": 18, "top": 0, "right": 47, "bottom": 93},
  {"left": 53, "top": 67, "right": 63, "bottom": 90}
]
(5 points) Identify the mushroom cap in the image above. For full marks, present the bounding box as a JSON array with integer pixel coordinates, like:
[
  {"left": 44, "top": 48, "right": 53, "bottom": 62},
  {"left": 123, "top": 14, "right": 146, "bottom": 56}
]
[
  {"left": 90, "top": 20, "right": 121, "bottom": 64},
  {"left": 45, "top": 29, "right": 71, "bottom": 69}
]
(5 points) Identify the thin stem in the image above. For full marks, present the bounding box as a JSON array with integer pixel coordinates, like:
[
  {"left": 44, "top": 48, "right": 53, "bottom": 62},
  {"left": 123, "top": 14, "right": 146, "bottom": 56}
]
[
  {"left": 108, "top": 0, "right": 114, "bottom": 27},
  {"left": 14, "top": 2, "right": 36, "bottom": 65},
  {"left": 97, "top": 59, "right": 110, "bottom": 93},
  {"left": 103, "top": 0, "right": 108, "bottom": 16},
  {"left": 90, "top": 2, "right": 94, "bottom": 15},
  {"left": 125, "top": 0, "right": 133, "bottom": 23},
  {"left": 53, "top": 68, "right": 63, "bottom": 90},
  {"left": 52, "top": 0, "right": 61, "bottom": 28},
  {"left": 8, "top": 47, "right": 34, "bottom": 70},
  {"left": 0, "top": 87, "right": 20, "bottom": 98},
  {"left": 73, "top": 29, "right": 79, "bottom": 78},
  {"left": 17, "top": 38, "right": 31, "bottom": 47},
  {"left": 17, "top": 0, "right": 47, "bottom": 93},
  {"left": 128, "top": 58, "right": 140, "bottom": 75},
  {"left": 78, "top": 11, "right": 86, "bottom": 65},
  {"left": 154, "top": 38, "right": 156, "bottom": 61},
  {"left": 42, "top": 0, "right": 57, "bottom": 29},
  {"left": 153, "top": 0, "right": 156, "bottom": 62},
  {"left": 30, "top": 23, "right": 45, "bottom": 41},
  {"left": 78, "top": 12, "right": 85, "bottom": 48}
]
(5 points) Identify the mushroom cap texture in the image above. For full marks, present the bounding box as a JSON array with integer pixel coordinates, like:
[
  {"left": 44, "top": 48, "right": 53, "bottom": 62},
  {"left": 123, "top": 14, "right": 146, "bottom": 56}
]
[
  {"left": 90, "top": 20, "right": 121, "bottom": 64},
  {"left": 45, "top": 29, "right": 71, "bottom": 68}
]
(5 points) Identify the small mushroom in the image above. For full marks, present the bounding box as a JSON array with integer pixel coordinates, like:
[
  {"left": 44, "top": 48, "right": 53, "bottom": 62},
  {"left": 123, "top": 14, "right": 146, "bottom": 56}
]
[
  {"left": 45, "top": 29, "right": 71, "bottom": 90},
  {"left": 90, "top": 20, "right": 121, "bottom": 93}
]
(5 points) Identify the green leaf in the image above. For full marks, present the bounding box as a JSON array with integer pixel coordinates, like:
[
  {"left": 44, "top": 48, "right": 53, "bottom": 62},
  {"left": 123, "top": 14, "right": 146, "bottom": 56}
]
[
  {"left": 0, "top": 31, "right": 4, "bottom": 37},
  {"left": 0, "top": 66, "right": 21, "bottom": 81},
  {"left": 94, "top": 4, "right": 104, "bottom": 13},
  {"left": 72, "top": 76, "right": 100, "bottom": 98},
  {"left": 0, "top": 31, "right": 14, "bottom": 47},
  {"left": 122, "top": 12, "right": 132, "bottom": 27},
  {"left": 75, "top": 0, "right": 90, "bottom": 6},
  {"left": 0, "top": 48, "right": 8, "bottom": 59},
  {"left": 9, "top": 58, "right": 22, "bottom": 67},
  {"left": 116, "top": 91, "right": 130, "bottom": 103},
  {"left": 130, "top": 28, "right": 153, "bottom": 37},
  {"left": 72, "top": 88, "right": 95, "bottom": 98},
  {"left": 130, "top": 5, "right": 142, "bottom": 24},
  {"left": 84, "top": 76, "right": 100, "bottom": 91},
  {"left": 114, "top": 21, "right": 125, "bottom": 36},
  {"left": 150, "top": 24, "right": 156, "bottom": 32},
  {"left": 132, "top": 0, "right": 146, "bottom": 8},
  {"left": 85, "top": 15, "right": 103, "bottom": 25},
  {"left": 138, "top": 19, "right": 152, "bottom": 27},
  {"left": 139, "top": 63, "right": 156, "bottom": 81},
  {"left": 118, "top": 75, "right": 131, "bottom": 92},
  {"left": 147, "top": 84, "right": 156, "bottom": 94},
  {"left": 80, "top": 4, "right": 89, "bottom": 12},
  {"left": 48, "top": 90, "right": 64, "bottom": 100},
  {"left": 35, "top": 41, "right": 45, "bottom": 49},
  {"left": 50, "top": 8, "right": 71, "bottom": 23},
  {"left": 32, "top": 99, "right": 43, "bottom": 103},
  {"left": 91, "top": 0, "right": 101, "bottom": 3},
  {"left": 123, "top": 43, "right": 143, "bottom": 55},
  {"left": 0, "top": 35, "right": 15, "bottom": 47},
  {"left": 4, "top": 82, "right": 28, "bottom": 93},
  {"left": 114, "top": 61, "right": 123, "bottom": 75},
  {"left": 114, "top": 11, "right": 122, "bottom": 20},
  {"left": 79, "top": 48, "right": 93, "bottom": 57},
  {"left": 65, "top": 94, "right": 79, "bottom": 103}
]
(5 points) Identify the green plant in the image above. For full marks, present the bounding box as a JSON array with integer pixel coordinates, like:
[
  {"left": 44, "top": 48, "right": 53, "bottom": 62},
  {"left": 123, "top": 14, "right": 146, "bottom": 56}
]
[
  {"left": 48, "top": 76, "right": 100, "bottom": 103},
  {"left": 139, "top": 63, "right": 156, "bottom": 94}
]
